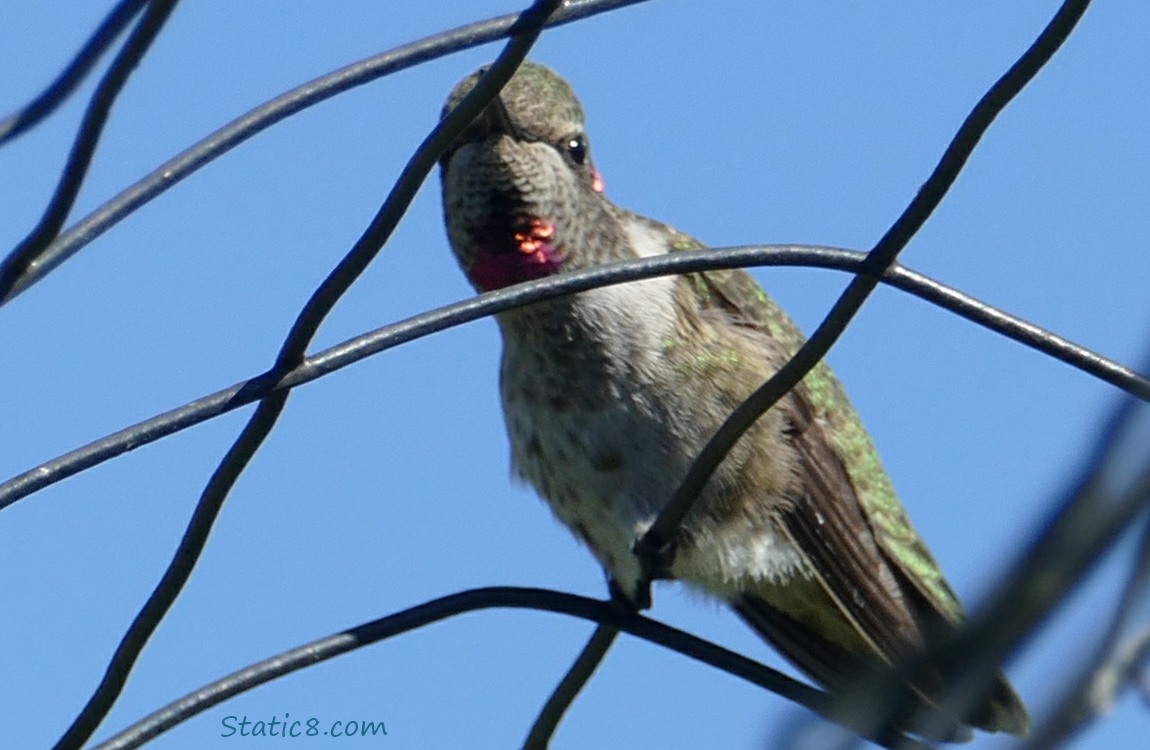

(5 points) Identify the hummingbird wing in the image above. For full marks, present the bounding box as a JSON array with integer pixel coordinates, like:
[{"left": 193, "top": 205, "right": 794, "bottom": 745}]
[
  {"left": 673, "top": 248, "right": 1028, "bottom": 735},
  {"left": 683, "top": 257, "right": 962, "bottom": 615},
  {"left": 676, "top": 258, "right": 966, "bottom": 639}
]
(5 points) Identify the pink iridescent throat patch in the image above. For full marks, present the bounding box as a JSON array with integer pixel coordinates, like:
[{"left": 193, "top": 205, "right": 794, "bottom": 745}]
[{"left": 468, "top": 217, "right": 567, "bottom": 291}]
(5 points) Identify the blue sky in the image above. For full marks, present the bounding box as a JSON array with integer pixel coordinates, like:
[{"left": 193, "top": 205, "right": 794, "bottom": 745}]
[{"left": 2, "top": 2, "right": 1149, "bottom": 748}]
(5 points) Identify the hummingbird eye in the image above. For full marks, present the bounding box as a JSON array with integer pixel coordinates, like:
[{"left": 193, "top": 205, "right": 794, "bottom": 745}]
[{"left": 564, "top": 135, "right": 588, "bottom": 166}]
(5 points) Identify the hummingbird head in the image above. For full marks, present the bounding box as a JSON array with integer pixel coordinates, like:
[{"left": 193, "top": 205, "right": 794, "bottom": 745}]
[{"left": 439, "top": 62, "right": 609, "bottom": 292}]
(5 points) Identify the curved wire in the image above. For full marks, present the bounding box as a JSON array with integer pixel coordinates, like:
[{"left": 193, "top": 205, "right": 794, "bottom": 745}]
[
  {"left": 88, "top": 587, "right": 923, "bottom": 750},
  {"left": 523, "top": 624, "right": 619, "bottom": 749},
  {"left": 1021, "top": 511, "right": 1150, "bottom": 748},
  {"left": 3, "top": 245, "right": 1146, "bottom": 513},
  {"left": 0, "top": 0, "right": 180, "bottom": 301},
  {"left": 0, "top": 0, "right": 149, "bottom": 144}
]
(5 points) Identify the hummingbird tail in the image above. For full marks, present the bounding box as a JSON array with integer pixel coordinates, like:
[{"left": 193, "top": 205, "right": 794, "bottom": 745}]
[{"left": 734, "top": 595, "right": 1028, "bottom": 741}]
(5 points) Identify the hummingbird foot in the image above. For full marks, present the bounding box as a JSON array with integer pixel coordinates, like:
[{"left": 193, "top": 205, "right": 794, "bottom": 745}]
[
  {"left": 608, "top": 576, "right": 651, "bottom": 611},
  {"left": 632, "top": 527, "right": 677, "bottom": 580},
  {"left": 619, "top": 529, "right": 678, "bottom": 612}
]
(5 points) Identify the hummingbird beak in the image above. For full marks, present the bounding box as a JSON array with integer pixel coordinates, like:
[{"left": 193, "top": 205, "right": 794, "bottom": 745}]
[
  {"left": 440, "top": 93, "right": 524, "bottom": 169},
  {"left": 478, "top": 95, "right": 526, "bottom": 141}
]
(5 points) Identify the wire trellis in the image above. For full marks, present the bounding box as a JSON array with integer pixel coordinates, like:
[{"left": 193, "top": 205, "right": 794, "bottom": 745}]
[{"left": 3, "top": 0, "right": 1147, "bottom": 749}]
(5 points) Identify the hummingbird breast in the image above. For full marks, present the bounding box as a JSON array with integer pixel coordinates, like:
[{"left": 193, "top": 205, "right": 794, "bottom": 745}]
[{"left": 496, "top": 269, "right": 809, "bottom": 602}]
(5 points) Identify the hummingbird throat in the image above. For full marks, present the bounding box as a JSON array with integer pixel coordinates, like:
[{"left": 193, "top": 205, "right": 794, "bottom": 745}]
[{"left": 468, "top": 215, "right": 567, "bottom": 291}]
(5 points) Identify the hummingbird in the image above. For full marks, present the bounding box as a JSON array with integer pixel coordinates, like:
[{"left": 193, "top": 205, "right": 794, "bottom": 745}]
[{"left": 438, "top": 61, "right": 1028, "bottom": 739}]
